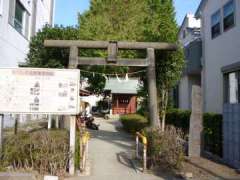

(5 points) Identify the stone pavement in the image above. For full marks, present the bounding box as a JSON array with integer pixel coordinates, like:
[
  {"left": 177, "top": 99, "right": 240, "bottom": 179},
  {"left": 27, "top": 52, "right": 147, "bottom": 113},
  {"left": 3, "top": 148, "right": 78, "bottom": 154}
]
[{"left": 65, "top": 118, "right": 170, "bottom": 180}]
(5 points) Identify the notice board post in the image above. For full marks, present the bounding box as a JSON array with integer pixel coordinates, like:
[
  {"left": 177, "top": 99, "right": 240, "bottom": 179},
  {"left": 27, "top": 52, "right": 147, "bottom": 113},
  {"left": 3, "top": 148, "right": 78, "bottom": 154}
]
[{"left": 68, "top": 46, "right": 78, "bottom": 175}]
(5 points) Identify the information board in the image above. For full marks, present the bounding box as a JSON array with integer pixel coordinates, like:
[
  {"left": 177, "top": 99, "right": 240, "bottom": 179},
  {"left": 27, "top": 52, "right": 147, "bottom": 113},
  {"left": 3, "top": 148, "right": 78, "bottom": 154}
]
[{"left": 0, "top": 68, "right": 80, "bottom": 114}]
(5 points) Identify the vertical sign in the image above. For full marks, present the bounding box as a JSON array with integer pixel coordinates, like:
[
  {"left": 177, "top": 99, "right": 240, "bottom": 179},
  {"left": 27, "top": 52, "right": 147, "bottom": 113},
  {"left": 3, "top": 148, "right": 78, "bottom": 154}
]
[{"left": 0, "top": 68, "right": 80, "bottom": 114}]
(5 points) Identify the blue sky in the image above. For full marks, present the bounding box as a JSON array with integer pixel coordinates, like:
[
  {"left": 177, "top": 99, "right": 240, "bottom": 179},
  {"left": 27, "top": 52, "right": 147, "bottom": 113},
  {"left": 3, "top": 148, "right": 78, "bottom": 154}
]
[{"left": 54, "top": 0, "right": 201, "bottom": 26}]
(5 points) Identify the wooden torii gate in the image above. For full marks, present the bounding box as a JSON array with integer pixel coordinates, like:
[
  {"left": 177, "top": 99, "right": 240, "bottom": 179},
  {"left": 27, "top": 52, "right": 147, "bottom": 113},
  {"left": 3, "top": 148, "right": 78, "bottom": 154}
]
[{"left": 44, "top": 40, "right": 177, "bottom": 174}]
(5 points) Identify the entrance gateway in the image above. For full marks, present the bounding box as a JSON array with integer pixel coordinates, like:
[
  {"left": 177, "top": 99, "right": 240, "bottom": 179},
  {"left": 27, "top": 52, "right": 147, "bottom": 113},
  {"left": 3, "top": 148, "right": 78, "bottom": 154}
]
[{"left": 44, "top": 40, "right": 178, "bottom": 174}]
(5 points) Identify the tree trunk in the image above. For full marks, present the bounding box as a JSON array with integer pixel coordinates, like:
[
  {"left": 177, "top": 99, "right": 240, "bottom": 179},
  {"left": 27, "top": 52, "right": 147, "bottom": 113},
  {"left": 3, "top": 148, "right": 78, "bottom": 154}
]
[{"left": 159, "top": 88, "right": 168, "bottom": 131}]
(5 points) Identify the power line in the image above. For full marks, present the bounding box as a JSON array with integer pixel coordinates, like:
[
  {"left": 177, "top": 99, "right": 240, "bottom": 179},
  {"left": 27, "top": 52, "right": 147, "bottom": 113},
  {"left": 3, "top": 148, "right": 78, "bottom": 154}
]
[{"left": 80, "top": 69, "right": 146, "bottom": 76}]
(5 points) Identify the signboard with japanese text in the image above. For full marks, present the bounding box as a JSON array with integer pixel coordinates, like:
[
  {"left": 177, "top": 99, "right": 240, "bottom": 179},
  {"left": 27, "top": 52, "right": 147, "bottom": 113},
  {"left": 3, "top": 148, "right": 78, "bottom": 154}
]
[{"left": 0, "top": 68, "right": 80, "bottom": 114}]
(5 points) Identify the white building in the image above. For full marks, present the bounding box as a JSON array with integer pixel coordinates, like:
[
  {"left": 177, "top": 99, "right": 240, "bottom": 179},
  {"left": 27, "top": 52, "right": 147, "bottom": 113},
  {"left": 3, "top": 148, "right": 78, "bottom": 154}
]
[
  {"left": 0, "top": 0, "right": 55, "bottom": 127},
  {"left": 0, "top": 0, "right": 55, "bottom": 67},
  {"left": 196, "top": 0, "right": 240, "bottom": 113},
  {"left": 177, "top": 13, "right": 202, "bottom": 110},
  {"left": 195, "top": 0, "right": 240, "bottom": 168}
]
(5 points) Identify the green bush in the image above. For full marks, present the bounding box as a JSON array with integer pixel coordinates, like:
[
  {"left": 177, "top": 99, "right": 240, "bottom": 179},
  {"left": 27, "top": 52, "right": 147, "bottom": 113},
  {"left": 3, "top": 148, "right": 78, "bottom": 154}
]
[
  {"left": 166, "top": 109, "right": 191, "bottom": 134},
  {"left": 203, "top": 113, "right": 223, "bottom": 157},
  {"left": 165, "top": 109, "right": 223, "bottom": 157},
  {"left": 120, "top": 114, "right": 148, "bottom": 133},
  {"left": 1, "top": 130, "right": 71, "bottom": 176}
]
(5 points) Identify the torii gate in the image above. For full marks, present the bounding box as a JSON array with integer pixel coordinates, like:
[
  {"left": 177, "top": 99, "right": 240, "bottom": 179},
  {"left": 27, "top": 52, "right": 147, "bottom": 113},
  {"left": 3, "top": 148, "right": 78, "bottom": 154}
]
[{"left": 44, "top": 40, "right": 177, "bottom": 174}]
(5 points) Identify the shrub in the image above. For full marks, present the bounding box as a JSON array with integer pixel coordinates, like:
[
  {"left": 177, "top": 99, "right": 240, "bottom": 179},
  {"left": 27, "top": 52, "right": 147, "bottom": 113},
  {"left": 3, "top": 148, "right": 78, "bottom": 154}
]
[
  {"left": 165, "top": 109, "right": 223, "bottom": 157},
  {"left": 1, "top": 130, "right": 71, "bottom": 176},
  {"left": 203, "top": 113, "right": 223, "bottom": 157},
  {"left": 143, "top": 126, "right": 185, "bottom": 169},
  {"left": 166, "top": 109, "right": 191, "bottom": 134},
  {"left": 120, "top": 114, "right": 148, "bottom": 133}
]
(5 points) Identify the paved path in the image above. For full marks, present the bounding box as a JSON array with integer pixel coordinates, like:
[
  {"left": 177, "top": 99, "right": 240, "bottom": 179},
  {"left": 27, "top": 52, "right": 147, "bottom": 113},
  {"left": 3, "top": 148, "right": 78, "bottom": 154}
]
[{"left": 66, "top": 118, "right": 167, "bottom": 180}]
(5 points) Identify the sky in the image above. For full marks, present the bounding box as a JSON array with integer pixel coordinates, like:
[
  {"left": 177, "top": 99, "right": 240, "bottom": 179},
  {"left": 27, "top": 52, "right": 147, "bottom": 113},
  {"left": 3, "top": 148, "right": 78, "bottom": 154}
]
[{"left": 54, "top": 0, "right": 201, "bottom": 27}]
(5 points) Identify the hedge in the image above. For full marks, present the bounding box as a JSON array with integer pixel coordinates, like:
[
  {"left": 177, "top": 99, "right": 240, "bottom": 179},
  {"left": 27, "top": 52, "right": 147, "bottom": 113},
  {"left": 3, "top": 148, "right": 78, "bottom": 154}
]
[
  {"left": 166, "top": 109, "right": 223, "bottom": 157},
  {"left": 0, "top": 130, "right": 70, "bottom": 176},
  {"left": 120, "top": 114, "right": 148, "bottom": 134}
]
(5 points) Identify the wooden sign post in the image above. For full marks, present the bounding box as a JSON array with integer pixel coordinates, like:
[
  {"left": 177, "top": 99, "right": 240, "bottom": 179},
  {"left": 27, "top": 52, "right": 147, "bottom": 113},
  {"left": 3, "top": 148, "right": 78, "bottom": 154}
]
[{"left": 44, "top": 40, "right": 177, "bottom": 175}]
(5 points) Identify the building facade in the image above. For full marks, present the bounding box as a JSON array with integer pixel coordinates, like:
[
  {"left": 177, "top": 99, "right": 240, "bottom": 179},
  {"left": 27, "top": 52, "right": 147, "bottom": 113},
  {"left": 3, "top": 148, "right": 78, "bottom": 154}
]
[
  {"left": 196, "top": 0, "right": 240, "bottom": 113},
  {"left": 0, "top": 0, "right": 55, "bottom": 67},
  {"left": 196, "top": 0, "right": 240, "bottom": 168},
  {"left": 177, "top": 14, "right": 202, "bottom": 110}
]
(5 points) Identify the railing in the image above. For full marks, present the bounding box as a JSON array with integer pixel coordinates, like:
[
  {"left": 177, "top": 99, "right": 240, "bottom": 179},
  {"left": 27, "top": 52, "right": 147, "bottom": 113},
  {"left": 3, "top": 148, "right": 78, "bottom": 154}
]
[
  {"left": 79, "top": 131, "right": 90, "bottom": 172},
  {"left": 136, "top": 132, "right": 147, "bottom": 172}
]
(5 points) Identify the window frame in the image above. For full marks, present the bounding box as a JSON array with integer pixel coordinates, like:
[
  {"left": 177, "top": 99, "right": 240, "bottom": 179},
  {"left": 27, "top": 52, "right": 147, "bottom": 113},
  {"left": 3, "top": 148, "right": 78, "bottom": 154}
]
[
  {"left": 211, "top": 9, "right": 222, "bottom": 39},
  {"left": 8, "top": 0, "right": 30, "bottom": 39},
  {"left": 223, "top": 0, "right": 236, "bottom": 32},
  {"left": 224, "top": 71, "right": 240, "bottom": 104},
  {"left": 14, "top": 0, "right": 25, "bottom": 34}
]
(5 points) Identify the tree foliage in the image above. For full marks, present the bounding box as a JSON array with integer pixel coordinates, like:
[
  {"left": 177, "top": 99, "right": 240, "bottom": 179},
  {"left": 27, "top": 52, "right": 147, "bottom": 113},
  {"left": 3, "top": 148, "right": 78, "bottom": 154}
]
[
  {"left": 25, "top": 25, "right": 80, "bottom": 68},
  {"left": 78, "top": 0, "right": 148, "bottom": 93}
]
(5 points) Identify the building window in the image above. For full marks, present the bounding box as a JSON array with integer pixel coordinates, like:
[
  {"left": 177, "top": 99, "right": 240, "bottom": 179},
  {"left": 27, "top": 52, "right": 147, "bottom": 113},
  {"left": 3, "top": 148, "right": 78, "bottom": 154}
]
[
  {"left": 211, "top": 10, "right": 221, "bottom": 39},
  {"left": 14, "top": 0, "right": 25, "bottom": 34},
  {"left": 224, "top": 71, "right": 240, "bottom": 104},
  {"left": 223, "top": 0, "right": 235, "bottom": 31},
  {"left": 183, "top": 30, "right": 186, "bottom": 39},
  {"left": 9, "top": 0, "right": 29, "bottom": 38}
]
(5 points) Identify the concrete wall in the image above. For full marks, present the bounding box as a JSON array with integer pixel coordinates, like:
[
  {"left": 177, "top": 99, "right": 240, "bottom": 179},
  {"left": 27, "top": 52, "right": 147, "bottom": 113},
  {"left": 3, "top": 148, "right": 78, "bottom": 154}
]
[
  {"left": 178, "top": 75, "right": 201, "bottom": 110},
  {"left": 179, "top": 76, "right": 190, "bottom": 110},
  {"left": 184, "top": 40, "right": 202, "bottom": 75},
  {"left": 201, "top": 0, "right": 240, "bottom": 113}
]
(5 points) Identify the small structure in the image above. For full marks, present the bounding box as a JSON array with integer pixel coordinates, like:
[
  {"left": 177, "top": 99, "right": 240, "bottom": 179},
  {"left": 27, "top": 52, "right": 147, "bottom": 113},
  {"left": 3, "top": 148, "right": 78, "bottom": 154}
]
[{"left": 104, "top": 78, "right": 139, "bottom": 114}]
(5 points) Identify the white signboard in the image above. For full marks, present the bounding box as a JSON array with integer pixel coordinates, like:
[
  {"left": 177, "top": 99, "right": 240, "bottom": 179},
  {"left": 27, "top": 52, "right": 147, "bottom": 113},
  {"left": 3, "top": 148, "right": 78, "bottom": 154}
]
[{"left": 0, "top": 68, "right": 80, "bottom": 114}]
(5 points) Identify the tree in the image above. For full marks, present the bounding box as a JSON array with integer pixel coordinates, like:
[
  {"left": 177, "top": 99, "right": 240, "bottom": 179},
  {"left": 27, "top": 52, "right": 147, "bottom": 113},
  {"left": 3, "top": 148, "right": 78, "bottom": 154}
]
[
  {"left": 25, "top": 25, "right": 80, "bottom": 68},
  {"left": 141, "top": 0, "right": 184, "bottom": 130},
  {"left": 78, "top": 0, "right": 148, "bottom": 93}
]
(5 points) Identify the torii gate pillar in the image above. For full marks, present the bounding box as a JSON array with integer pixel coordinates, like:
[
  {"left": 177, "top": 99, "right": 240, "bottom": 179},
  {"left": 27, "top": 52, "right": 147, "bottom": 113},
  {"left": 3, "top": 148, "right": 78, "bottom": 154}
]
[{"left": 147, "top": 48, "right": 160, "bottom": 127}]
